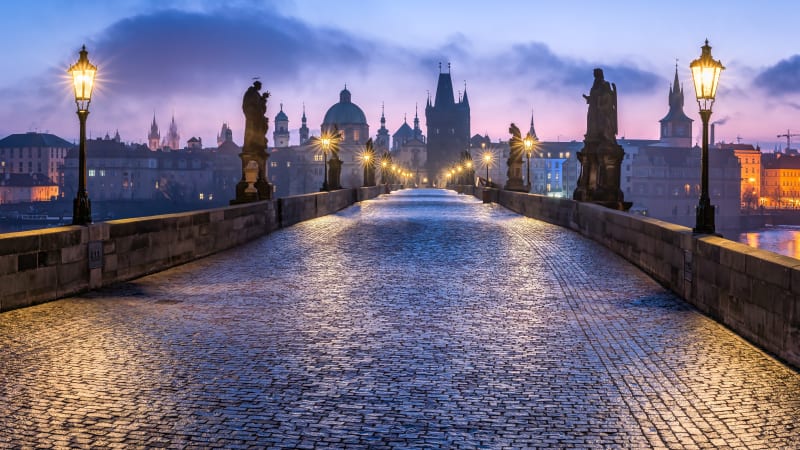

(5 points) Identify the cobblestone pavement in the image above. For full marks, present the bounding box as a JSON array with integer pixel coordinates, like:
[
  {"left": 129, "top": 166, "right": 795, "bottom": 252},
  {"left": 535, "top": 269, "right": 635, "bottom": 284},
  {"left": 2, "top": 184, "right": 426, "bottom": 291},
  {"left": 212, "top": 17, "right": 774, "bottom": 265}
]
[{"left": 1, "top": 189, "right": 798, "bottom": 449}]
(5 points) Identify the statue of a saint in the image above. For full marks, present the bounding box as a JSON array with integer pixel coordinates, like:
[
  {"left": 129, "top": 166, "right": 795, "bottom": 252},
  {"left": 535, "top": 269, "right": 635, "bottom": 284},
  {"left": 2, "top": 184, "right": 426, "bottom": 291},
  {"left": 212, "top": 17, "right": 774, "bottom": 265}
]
[
  {"left": 242, "top": 81, "right": 270, "bottom": 151},
  {"left": 583, "top": 68, "right": 618, "bottom": 141}
]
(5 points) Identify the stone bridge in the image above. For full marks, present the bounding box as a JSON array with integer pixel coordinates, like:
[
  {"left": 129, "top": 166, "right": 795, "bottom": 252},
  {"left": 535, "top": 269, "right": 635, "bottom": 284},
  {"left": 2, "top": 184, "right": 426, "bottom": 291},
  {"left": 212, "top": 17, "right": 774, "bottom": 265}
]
[{"left": 0, "top": 189, "right": 797, "bottom": 448}]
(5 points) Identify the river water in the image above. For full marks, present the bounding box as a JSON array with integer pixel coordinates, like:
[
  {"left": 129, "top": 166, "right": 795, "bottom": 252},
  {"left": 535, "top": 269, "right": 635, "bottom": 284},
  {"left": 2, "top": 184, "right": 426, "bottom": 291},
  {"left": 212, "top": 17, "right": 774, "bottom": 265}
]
[{"left": 737, "top": 226, "right": 800, "bottom": 260}]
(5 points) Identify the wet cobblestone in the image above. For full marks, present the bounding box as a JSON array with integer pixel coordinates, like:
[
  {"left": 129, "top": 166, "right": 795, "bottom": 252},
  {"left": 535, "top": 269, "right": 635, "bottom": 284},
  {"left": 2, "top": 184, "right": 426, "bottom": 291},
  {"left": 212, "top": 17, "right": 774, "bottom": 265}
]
[{"left": 1, "top": 189, "right": 798, "bottom": 448}]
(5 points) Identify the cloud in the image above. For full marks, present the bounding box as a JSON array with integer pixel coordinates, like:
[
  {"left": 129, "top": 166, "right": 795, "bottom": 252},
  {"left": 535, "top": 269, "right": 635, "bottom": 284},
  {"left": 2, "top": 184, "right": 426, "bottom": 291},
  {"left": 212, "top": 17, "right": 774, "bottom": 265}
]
[
  {"left": 92, "top": 8, "right": 374, "bottom": 98},
  {"left": 504, "top": 42, "right": 663, "bottom": 95},
  {"left": 753, "top": 55, "right": 800, "bottom": 96}
]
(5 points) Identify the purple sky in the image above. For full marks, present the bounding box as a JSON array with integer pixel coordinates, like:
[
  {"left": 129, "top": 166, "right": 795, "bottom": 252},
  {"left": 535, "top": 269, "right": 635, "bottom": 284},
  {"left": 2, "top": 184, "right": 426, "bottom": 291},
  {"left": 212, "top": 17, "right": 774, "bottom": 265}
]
[{"left": 1, "top": 0, "right": 799, "bottom": 150}]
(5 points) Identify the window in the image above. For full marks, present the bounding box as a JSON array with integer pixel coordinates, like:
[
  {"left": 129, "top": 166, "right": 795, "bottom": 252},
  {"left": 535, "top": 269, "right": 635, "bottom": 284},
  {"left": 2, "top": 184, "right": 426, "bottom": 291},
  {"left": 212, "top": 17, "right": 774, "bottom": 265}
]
[
  {"left": 270, "top": 161, "right": 277, "bottom": 167},
  {"left": 199, "top": 193, "right": 204, "bottom": 200},
  {"left": 286, "top": 162, "right": 291, "bottom": 167},
  {"left": 99, "top": 170, "right": 106, "bottom": 176},
  {"left": 89, "top": 169, "right": 96, "bottom": 177},
  {"left": 353, "top": 130, "right": 360, "bottom": 141},
  {"left": 314, "top": 154, "right": 323, "bottom": 162}
]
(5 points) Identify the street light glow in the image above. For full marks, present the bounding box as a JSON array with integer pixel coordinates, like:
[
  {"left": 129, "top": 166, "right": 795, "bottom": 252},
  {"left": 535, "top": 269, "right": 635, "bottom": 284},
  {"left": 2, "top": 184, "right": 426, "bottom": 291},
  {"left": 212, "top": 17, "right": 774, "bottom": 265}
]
[
  {"left": 690, "top": 39, "right": 725, "bottom": 111},
  {"left": 68, "top": 45, "right": 97, "bottom": 112}
]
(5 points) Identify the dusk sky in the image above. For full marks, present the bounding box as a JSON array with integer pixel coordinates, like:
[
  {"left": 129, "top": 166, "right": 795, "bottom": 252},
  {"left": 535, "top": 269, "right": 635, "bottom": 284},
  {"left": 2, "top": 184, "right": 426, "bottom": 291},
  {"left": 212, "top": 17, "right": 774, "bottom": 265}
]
[{"left": 1, "top": 0, "right": 799, "bottom": 150}]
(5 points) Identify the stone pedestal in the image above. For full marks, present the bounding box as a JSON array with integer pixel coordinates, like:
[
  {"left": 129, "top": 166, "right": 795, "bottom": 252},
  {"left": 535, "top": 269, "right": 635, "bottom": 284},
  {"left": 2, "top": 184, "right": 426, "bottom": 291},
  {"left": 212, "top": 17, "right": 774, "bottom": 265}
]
[
  {"left": 232, "top": 148, "right": 272, "bottom": 204},
  {"left": 328, "top": 155, "right": 343, "bottom": 190},
  {"left": 573, "top": 138, "right": 630, "bottom": 211}
]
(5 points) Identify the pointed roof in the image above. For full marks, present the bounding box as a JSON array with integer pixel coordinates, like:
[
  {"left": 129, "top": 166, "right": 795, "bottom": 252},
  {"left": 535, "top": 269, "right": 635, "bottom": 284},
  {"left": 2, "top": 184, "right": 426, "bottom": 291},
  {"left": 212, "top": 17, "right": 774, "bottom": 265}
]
[
  {"left": 275, "top": 103, "right": 288, "bottom": 122},
  {"left": 392, "top": 116, "right": 414, "bottom": 139},
  {"left": 461, "top": 82, "right": 469, "bottom": 106},
  {"left": 528, "top": 110, "right": 538, "bottom": 140},
  {"left": 660, "top": 66, "right": 693, "bottom": 124},
  {"left": 433, "top": 69, "right": 455, "bottom": 108}
]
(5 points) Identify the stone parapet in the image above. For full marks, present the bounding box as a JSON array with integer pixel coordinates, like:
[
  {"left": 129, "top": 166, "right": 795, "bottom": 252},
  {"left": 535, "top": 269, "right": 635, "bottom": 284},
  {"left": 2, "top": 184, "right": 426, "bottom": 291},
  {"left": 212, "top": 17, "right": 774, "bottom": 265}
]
[
  {"left": 0, "top": 186, "right": 390, "bottom": 313},
  {"left": 481, "top": 189, "right": 799, "bottom": 369}
]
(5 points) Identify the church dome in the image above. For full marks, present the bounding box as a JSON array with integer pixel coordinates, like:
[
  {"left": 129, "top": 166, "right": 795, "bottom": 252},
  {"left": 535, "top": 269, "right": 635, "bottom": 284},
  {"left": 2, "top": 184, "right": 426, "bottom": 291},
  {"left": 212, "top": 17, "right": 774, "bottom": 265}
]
[
  {"left": 323, "top": 87, "right": 367, "bottom": 126},
  {"left": 275, "top": 109, "right": 288, "bottom": 122}
]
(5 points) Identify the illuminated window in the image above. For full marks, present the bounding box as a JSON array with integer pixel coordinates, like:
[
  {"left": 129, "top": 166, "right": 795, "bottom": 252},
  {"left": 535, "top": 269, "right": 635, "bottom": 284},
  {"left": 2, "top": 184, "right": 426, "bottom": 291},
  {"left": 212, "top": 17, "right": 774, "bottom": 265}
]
[
  {"left": 286, "top": 162, "right": 291, "bottom": 167},
  {"left": 99, "top": 170, "right": 106, "bottom": 176},
  {"left": 314, "top": 154, "right": 323, "bottom": 162},
  {"left": 89, "top": 169, "right": 96, "bottom": 177},
  {"left": 270, "top": 161, "right": 277, "bottom": 167},
  {"left": 199, "top": 193, "right": 204, "bottom": 200},
  {"left": 353, "top": 130, "right": 360, "bottom": 141}
]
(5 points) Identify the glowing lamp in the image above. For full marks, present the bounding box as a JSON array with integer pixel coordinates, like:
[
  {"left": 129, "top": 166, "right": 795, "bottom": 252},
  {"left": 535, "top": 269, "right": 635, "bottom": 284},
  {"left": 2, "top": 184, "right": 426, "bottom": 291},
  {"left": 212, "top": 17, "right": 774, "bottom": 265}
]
[
  {"left": 68, "top": 45, "right": 97, "bottom": 112},
  {"left": 689, "top": 40, "right": 724, "bottom": 112}
]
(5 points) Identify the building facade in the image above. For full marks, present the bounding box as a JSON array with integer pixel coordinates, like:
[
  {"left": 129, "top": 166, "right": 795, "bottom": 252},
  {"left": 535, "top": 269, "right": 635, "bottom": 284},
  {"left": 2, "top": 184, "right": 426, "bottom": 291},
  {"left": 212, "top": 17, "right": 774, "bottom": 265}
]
[{"left": 0, "top": 132, "right": 73, "bottom": 191}]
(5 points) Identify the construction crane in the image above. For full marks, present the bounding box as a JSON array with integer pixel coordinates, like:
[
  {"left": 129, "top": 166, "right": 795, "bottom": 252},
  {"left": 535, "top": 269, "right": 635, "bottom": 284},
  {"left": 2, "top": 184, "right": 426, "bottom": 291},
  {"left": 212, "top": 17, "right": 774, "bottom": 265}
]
[{"left": 777, "top": 129, "right": 800, "bottom": 151}]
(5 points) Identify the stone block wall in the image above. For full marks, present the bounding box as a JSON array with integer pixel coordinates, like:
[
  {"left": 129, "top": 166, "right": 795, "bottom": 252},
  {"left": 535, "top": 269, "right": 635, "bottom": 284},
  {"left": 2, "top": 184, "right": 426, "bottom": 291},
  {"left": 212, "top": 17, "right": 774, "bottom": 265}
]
[
  {"left": 0, "top": 187, "right": 388, "bottom": 313},
  {"left": 479, "top": 187, "right": 799, "bottom": 369}
]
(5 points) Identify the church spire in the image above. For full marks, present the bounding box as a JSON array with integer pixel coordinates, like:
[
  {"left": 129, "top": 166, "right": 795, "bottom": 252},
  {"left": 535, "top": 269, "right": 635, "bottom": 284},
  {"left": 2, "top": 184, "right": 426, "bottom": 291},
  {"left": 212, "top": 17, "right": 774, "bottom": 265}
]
[
  {"left": 529, "top": 110, "right": 538, "bottom": 140},
  {"left": 299, "top": 102, "right": 309, "bottom": 145}
]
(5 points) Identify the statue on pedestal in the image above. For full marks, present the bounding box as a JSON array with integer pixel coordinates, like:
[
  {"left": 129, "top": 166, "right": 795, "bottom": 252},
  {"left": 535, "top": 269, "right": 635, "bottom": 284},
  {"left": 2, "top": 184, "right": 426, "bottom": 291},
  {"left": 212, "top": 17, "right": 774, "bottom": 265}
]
[
  {"left": 573, "top": 69, "right": 630, "bottom": 211},
  {"left": 232, "top": 80, "right": 273, "bottom": 204},
  {"left": 504, "top": 123, "right": 526, "bottom": 192}
]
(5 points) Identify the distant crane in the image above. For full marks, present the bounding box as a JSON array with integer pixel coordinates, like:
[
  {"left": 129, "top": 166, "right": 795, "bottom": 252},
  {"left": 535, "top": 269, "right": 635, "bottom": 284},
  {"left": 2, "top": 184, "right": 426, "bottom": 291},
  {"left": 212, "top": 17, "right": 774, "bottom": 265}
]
[{"left": 777, "top": 129, "right": 800, "bottom": 151}]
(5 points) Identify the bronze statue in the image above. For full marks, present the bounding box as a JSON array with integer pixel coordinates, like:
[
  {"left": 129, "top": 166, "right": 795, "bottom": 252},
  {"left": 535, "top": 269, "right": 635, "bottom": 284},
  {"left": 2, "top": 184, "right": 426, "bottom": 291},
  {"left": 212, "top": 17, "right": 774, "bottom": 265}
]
[
  {"left": 583, "top": 68, "right": 617, "bottom": 142},
  {"left": 504, "top": 123, "right": 526, "bottom": 191},
  {"left": 573, "top": 68, "right": 629, "bottom": 211},
  {"left": 232, "top": 80, "right": 272, "bottom": 203},
  {"left": 242, "top": 81, "right": 270, "bottom": 150}
]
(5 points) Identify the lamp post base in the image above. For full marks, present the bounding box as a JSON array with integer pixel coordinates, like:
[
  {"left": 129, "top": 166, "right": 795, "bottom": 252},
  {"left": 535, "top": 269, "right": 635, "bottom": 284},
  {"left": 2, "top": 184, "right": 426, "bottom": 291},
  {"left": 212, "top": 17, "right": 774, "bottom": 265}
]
[
  {"left": 72, "top": 193, "right": 92, "bottom": 225},
  {"left": 693, "top": 199, "right": 716, "bottom": 234}
]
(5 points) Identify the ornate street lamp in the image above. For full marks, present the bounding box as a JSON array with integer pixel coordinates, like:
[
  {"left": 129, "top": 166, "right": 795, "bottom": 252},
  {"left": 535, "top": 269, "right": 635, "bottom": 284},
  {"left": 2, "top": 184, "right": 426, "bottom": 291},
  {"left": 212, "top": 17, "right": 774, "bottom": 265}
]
[
  {"left": 483, "top": 152, "right": 492, "bottom": 182},
  {"left": 320, "top": 134, "right": 332, "bottom": 191},
  {"left": 523, "top": 133, "right": 535, "bottom": 192},
  {"left": 68, "top": 46, "right": 97, "bottom": 225},
  {"left": 689, "top": 39, "right": 724, "bottom": 234}
]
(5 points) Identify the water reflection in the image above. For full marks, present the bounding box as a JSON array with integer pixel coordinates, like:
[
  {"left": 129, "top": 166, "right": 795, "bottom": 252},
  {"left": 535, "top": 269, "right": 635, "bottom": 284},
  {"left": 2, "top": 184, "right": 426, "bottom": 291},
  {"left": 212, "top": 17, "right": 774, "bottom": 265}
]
[{"left": 738, "top": 226, "right": 800, "bottom": 259}]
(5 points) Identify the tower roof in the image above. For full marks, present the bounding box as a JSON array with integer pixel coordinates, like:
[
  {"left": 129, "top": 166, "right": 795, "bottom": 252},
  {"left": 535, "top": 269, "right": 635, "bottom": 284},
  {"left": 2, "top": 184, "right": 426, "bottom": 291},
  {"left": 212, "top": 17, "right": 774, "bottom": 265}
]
[
  {"left": 433, "top": 70, "right": 455, "bottom": 108},
  {"left": 275, "top": 103, "right": 288, "bottom": 122},
  {"left": 660, "top": 66, "right": 693, "bottom": 124}
]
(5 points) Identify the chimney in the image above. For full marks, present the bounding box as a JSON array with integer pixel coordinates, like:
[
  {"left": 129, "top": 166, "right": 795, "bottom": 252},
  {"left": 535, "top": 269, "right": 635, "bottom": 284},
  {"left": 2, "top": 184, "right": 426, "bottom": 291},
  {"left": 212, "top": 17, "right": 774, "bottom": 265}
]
[{"left": 710, "top": 123, "right": 715, "bottom": 148}]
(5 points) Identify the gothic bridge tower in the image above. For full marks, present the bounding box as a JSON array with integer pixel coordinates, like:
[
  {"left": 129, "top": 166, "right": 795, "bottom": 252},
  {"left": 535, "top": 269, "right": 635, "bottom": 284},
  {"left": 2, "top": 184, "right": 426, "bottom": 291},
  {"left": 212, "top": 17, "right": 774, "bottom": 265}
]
[{"left": 425, "top": 63, "right": 470, "bottom": 185}]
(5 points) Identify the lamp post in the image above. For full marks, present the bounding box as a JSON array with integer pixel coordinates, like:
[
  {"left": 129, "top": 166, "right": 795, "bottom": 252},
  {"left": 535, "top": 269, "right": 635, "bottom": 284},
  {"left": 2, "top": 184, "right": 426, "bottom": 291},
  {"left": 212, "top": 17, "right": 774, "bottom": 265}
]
[
  {"left": 523, "top": 134, "right": 534, "bottom": 192},
  {"left": 689, "top": 39, "right": 724, "bottom": 234},
  {"left": 483, "top": 152, "right": 492, "bottom": 182},
  {"left": 68, "top": 46, "right": 97, "bottom": 225},
  {"left": 320, "top": 135, "right": 331, "bottom": 191},
  {"left": 362, "top": 151, "right": 372, "bottom": 187}
]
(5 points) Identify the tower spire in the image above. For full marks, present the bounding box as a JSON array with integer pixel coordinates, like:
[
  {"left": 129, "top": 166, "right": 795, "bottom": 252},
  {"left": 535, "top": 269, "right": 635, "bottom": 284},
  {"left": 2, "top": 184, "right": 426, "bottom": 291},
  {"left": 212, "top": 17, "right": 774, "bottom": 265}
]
[{"left": 529, "top": 109, "right": 538, "bottom": 140}]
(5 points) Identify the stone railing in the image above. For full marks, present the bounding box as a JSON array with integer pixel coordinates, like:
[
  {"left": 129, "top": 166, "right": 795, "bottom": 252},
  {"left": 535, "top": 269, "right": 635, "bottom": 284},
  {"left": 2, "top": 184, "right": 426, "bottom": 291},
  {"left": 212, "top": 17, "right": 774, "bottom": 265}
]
[
  {"left": 473, "top": 186, "right": 799, "bottom": 369},
  {"left": 0, "top": 186, "right": 389, "bottom": 312}
]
